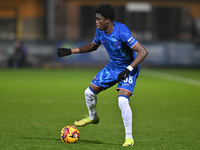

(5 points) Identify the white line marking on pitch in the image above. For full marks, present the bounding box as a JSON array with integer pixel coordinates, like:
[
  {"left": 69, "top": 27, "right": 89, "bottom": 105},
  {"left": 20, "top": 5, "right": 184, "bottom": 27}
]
[{"left": 143, "top": 70, "right": 200, "bottom": 87}]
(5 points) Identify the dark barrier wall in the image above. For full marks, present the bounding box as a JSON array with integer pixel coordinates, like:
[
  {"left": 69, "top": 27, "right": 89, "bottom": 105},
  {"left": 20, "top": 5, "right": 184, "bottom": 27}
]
[{"left": 0, "top": 41, "right": 200, "bottom": 68}]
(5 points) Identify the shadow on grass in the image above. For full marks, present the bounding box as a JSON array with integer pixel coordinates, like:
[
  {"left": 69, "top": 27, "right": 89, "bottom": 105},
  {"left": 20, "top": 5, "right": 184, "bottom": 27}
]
[
  {"left": 79, "top": 139, "right": 104, "bottom": 144},
  {"left": 79, "top": 139, "right": 121, "bottom": 146},
  {"left": 21, "top": 137, "right": 120, "bottom": 145}
]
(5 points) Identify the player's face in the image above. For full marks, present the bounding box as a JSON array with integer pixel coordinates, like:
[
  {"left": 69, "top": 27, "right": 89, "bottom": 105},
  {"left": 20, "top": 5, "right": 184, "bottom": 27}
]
[{"left": 96, "top": 13, "right": 108, "bottom": 31}]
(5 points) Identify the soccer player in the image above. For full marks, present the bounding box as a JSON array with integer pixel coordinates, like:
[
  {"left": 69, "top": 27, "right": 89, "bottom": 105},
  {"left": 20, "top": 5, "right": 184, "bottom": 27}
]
[{"left": 57, "top": 3, "right": 148, "bottom": 146}]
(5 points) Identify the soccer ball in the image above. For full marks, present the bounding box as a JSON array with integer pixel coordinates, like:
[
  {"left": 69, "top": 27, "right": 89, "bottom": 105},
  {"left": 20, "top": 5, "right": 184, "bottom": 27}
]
[{"left": 60, "top": 125, "right": 80, "bottom": 143}]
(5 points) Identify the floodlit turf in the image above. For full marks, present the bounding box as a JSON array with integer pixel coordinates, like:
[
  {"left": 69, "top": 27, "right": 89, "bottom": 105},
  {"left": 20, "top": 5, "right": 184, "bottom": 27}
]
[{"left": 0, "top": 68, "right": 200, "bottom": 150}]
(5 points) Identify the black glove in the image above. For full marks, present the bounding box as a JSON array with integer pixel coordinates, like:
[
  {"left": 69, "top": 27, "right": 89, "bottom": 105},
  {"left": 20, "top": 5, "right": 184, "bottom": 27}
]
[
  {"left": 117, "top": 65, "right": 133, "bottom": 81},
  {"left": 117, "top": 68, "right": 130, "bottom": 81},
  {"left": 57, "top": 48, "right": 72, "bottom": 57}
]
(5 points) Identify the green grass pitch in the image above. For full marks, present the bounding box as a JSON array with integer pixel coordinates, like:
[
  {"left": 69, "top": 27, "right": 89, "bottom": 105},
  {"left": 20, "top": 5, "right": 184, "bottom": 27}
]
[{"left": 0, "top": 68, "right": 200, "bottom": 150}]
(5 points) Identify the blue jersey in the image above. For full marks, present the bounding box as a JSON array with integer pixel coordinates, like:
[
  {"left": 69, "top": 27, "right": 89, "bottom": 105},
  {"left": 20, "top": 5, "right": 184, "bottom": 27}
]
[{"left": 93, "top": 22, "right": 139, "bottom": 70}]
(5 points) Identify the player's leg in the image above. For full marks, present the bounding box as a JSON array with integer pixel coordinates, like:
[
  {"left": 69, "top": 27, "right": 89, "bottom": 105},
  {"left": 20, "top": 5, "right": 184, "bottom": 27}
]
[
  {"left": 74, "top": 64, "right": 117, "bottom": 127},
  {"left": 117, "top": 73, "right": 138, "bottom": 146},
  {"left": 85, "top": 84, "right": 101, "bottom": 120},
  {"left": 74, "top": 84, "right": 101, "bottom": 127},
  {"left": 118, "top": 90, "right": 134, "bottom": 146},
  {"left": 84, "top": 63, "right": 116, "bottom": 121}
]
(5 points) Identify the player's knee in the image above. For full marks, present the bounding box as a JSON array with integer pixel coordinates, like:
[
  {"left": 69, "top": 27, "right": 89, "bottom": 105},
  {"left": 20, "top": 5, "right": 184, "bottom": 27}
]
[
  {"left": 118, "top": 96, "right": 129, "bottom": 109},
  {"left": 85, "top": 87, "right": 96, "bottom": 99}
]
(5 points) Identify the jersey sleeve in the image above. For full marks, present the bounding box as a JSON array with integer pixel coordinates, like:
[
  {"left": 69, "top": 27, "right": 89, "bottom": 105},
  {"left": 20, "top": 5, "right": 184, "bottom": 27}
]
[
  {"left": 120, "top": 25, "right": 138, "bottom": 49},
  {"left": 93, "top": 28, "right": 101, "bottom": 45}
]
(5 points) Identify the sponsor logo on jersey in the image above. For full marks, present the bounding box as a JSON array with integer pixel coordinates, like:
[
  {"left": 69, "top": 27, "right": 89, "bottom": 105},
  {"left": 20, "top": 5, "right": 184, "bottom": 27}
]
[{"left": 127, "top": 36, "right": 135, "bottom": 44}]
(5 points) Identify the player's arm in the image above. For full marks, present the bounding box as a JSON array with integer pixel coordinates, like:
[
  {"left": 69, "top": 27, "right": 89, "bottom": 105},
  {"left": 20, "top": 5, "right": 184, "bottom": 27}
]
[
  {"left": 71, "top": 42, "right": 100, "bottom": 54},
  {"left": 117, "top": 42, "right": 148, "bottom": 81},
  {"left": 57, "top": 42, "right": 100, "bottom": 57},
  {"left": 129, "top": 42, "right": 148, "bottom": 69}
]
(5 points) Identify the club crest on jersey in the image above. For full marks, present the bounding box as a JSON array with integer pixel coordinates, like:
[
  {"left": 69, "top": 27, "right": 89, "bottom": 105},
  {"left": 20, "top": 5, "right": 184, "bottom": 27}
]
[{"left": 113, "top": 41, "right": 119, "bottom": 47}]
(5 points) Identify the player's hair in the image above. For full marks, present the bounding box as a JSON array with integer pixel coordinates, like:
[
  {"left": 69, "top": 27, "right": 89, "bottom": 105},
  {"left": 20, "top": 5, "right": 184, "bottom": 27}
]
[{"left": 95, "top": 3, "right": 115, "bottom": 21}]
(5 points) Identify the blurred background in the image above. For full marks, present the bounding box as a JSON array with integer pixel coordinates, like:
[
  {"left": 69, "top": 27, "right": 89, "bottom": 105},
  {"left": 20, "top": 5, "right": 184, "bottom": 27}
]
[{"left": 0, "top": 0, "right": 200, "bottom": 68}]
